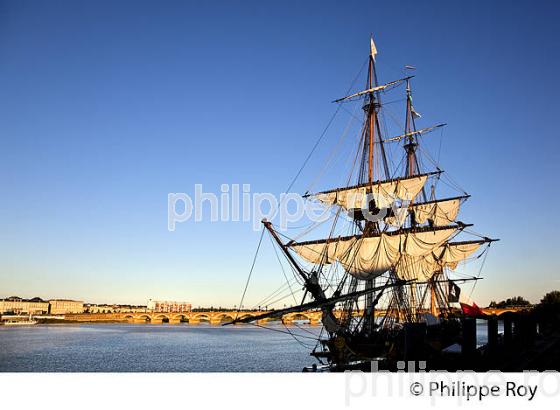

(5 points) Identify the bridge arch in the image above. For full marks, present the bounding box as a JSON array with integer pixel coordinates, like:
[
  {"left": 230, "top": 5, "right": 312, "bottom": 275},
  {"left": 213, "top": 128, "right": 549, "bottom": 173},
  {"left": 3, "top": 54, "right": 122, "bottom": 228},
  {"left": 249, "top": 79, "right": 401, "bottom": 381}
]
[
  {"left": 153, "top": 314, "right": 170, "bottom": 323},
  {"left": 171, "top": 314, "right": 188, "bottom": 323},
  {"left": 213, "top": 313, "right": 235, "bottom": 323},
  {"left": 291, "top": 313, "right": 311, "bottom": 320},
  {"left": 283, "top": 313, "right": 311, "bottom": 324},
  {"left": 190, "top": 313, "right": 211, "bottom": 324}
]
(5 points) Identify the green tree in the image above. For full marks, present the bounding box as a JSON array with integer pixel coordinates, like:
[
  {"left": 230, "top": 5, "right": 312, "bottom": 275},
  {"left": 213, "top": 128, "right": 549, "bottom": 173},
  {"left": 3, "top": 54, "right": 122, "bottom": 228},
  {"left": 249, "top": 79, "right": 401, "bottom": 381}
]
[
  {"left": 495, "top": 296, "right": 531, "bottom": 308},
  {"left": 534, "top": 290, "right": 560, "bottom": 328},
  {"left": 540, "top": 290, "right": 560, "bottom": 305},
  {"left": 509, "top": 296, "right": 531, "bottom": 306}
]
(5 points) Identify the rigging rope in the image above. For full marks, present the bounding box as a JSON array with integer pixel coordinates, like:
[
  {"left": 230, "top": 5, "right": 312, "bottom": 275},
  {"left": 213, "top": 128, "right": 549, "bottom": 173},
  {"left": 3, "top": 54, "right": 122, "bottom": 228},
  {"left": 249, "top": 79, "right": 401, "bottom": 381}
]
[
  {"left": 268, "top": 233, "right": 299, "bottom": 305},
  {"left": 253, "top": 278, "right": 300, "bottom": 310},
  {"left": 292, "top": 320, "right": 321, "bottom": 337},
  {"left": 280, "top": 58, "right": 367, "bottom": 205},
  {"left": 468, "top": 244, "right": 491, "bottom": 299},
  {"left": 306, "top": 103, "right": 358, "bottom": 193},
  {"left": 417, "top": 145, "right": 468, "bottom": 194},
  {"left": 281, "top": 105, "right": 342, "bottom": 203},
  {"left": 236, "top": 227, "right": 265, "bottom": 318},
  {"left": 264, "top": 290, "right": 305, "bottom": 308},
  {"left": 253, "top": 275, "right": 295, "bottom": 304},
  {"left": 247, "top": 322, "right": 320, "bottom": 344},
  {"left": 436, "top": 126, "right": 444, "bottom": 166},
  {"left": 281, "top": 322, "right": 320, "bottom": 349}
]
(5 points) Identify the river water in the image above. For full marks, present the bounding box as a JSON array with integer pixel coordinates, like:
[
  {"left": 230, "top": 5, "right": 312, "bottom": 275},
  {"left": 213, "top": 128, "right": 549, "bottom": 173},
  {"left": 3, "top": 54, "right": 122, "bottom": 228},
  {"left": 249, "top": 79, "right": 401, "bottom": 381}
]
[
  {"left": 0, "top": 321, "right": 499, "bottom": 372},
  {"left": 0, "top": 323, "right": 322, "bottom": 372}
]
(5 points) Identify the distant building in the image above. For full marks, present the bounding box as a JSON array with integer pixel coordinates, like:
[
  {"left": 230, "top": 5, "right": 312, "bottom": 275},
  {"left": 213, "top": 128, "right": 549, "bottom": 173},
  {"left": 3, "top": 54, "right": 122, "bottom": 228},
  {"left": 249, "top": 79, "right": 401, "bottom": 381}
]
[
  {"left": 84, "top": 304, "right": 147, "bottom": 314},
  {"left": 116, "top": 305, "right": 148, "bottom": 313},
  {"left": 49, "top": 299, "right": 84, "bottom": 314},
  {"left": 0, "top": 296, "right": 49, "bottom": 314},
  {"left": 147, "top": 299, "right": 192, "bottom": 313},
  {"left": 84, "top": 304, "right": 115, "bottom": 314}
]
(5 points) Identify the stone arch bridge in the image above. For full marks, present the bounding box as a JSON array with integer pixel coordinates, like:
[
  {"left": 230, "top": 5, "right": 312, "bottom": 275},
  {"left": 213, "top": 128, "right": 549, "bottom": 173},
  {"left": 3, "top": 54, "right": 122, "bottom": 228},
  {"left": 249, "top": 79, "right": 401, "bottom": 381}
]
[
  {"left": 124, "top": 311, "right": 324, "bottom": 325},
  {"left": 65, "top": 307, "right": 526, "bottom": 325},
  {"left": 67, "top": 310, "right": 325, "bottom": 325}
]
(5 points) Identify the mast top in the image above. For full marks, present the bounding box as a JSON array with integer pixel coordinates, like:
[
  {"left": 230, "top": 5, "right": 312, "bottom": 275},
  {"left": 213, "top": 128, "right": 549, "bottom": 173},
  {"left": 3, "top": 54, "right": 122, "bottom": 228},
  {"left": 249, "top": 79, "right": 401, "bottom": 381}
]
[{"left": 370, "top": 36, "right": 377, "bottom": 61}]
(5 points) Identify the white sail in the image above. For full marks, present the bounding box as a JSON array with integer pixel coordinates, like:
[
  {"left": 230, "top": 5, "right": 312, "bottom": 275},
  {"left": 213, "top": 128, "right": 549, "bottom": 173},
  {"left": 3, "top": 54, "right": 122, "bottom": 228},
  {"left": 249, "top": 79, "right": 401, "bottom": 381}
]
[
  {"left": 394, "top": 254, "right": 436, "bottom": 281},
  {"left": 394, "top": 240, "right": 483, "bottom": 281},
  {"left": 290, "top": 227, "right": 457, "bottom": 281},
  {"left": 437, "top": 241, "right": 482, "bottom": 270},
  {"left": 413, "top": 198, "right": 462, "bottom": 225},
  {"left": 311, "top": 174, "right": 430, "bottom": 212},
  {"left": 385, "top": 197, "right": 463, "bottom": 228}
]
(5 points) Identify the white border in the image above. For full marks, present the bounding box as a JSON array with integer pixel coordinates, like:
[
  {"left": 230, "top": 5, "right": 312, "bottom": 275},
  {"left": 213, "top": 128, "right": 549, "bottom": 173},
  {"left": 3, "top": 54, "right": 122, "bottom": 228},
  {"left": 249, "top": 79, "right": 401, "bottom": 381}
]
[{"left": 1, "top": 372, "right": 559, "bottom": 410}]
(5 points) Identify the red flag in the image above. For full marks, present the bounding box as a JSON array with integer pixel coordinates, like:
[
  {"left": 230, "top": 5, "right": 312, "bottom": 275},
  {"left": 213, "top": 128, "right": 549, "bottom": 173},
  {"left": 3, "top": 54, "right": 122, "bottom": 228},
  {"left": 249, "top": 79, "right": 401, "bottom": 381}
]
[{"left": 460, "top": 302, "right": 485, "bottom": 317}]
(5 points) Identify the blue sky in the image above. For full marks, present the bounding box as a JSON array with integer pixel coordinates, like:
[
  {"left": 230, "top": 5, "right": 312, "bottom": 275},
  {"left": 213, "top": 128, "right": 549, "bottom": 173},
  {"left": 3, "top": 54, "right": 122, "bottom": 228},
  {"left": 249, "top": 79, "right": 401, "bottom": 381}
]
[{"left": 1, "top": 0, "right": 559, "bottom": 306}]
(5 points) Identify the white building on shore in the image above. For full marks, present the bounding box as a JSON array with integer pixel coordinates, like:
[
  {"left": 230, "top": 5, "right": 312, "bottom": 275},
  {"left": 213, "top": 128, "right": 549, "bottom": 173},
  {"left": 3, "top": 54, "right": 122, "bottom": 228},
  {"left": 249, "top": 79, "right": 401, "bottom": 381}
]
[
  {"left": 147, "top": 299, "right": 192, "bottom": 313},
  {"left": 0, "top": 296, "right": 50, "bottom": 314}
]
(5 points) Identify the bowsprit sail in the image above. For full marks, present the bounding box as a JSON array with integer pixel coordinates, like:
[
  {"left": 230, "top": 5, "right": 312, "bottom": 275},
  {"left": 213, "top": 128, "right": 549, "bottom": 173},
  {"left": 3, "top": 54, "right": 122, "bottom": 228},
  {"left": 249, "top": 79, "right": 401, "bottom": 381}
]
[{"left": 227, "top": 36, "right": 498, "bottom": 371}]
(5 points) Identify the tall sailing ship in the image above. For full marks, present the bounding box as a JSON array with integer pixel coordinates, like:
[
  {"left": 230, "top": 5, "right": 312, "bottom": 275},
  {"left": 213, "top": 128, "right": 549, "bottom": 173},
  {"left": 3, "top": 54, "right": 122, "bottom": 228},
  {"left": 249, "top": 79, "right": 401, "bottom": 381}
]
[{"left": 229, "top": 37, "right": 497, "bottom": 371}]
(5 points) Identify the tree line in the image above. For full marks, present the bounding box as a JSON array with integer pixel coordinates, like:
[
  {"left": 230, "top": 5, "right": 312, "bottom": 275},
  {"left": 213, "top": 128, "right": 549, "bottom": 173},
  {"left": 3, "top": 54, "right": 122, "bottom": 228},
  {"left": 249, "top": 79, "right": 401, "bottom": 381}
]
[{"left": 489, "top": 291, "right": 560, "bottom": 309}]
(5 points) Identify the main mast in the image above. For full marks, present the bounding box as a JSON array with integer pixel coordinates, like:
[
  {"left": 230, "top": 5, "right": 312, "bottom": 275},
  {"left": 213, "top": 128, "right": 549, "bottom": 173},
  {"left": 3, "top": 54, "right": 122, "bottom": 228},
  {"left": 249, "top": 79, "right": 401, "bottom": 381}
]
[
  {"left": 362, "top": 37, "right": 389, "bottom": 331},
  {"left": 367, "top": 38, "right": 375, "bottom": 185},
  {"left": 363, "top": 37, "right": 390, "bottom": 191}
]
